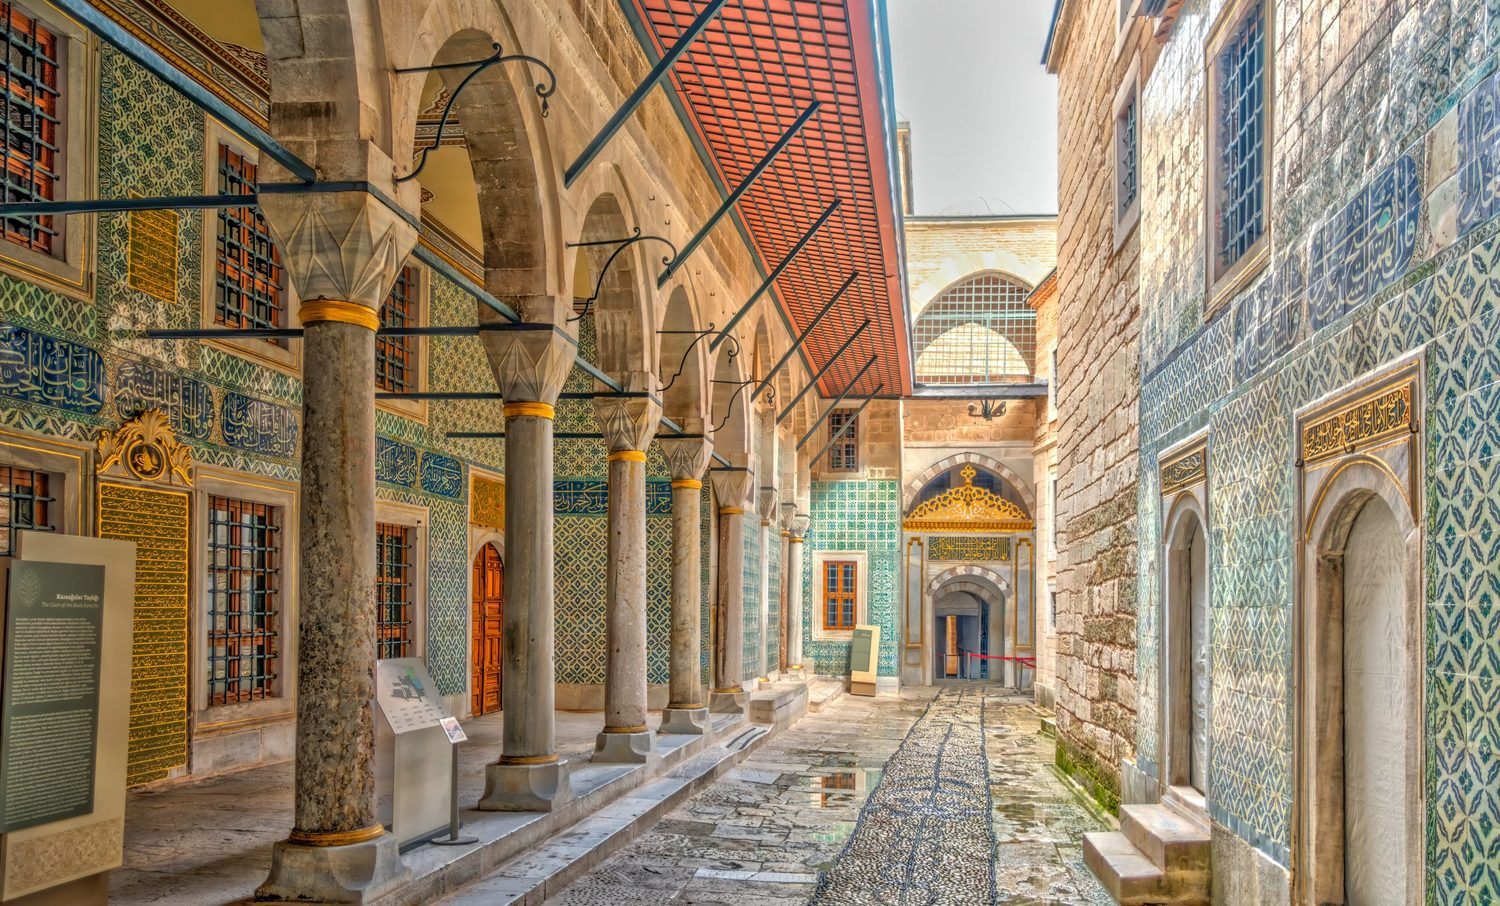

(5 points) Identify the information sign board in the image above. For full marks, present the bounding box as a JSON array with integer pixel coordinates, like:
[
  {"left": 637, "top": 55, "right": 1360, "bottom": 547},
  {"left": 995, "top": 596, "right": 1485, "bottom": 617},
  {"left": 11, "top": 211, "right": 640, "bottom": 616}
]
[{"left": 0, "top": 561, "right": 106, "bottom": 832}]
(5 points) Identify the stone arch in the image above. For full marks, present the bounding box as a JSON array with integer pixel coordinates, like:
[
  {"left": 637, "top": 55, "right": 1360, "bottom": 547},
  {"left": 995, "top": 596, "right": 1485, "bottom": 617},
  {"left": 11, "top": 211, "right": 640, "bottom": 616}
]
[
  {"left": 573, "top": 187, "right": 655, "bottom": 380},
  {"left": 710, "top": 337, "right": 752, "bottom": 465},
  {"left": 1296, "top": 456, "right": 1424, "bottom": 906},
  {"left": 253, "top": 0, "right": 395, "bottom": 179},
  {"left": 912, "top": 271, "right": 1037, "bottom": 383},
  {"left": 386, "top": 5, "right": 564, "bottom": 317},
  {"left": 1161, "top": 491, "right": 1210, "bottom": 794},
  {"left": 926, "top": 564, "right": 1011, "bottom": 598},
  {"left": 657, "top": 284, "right": 710, "bottom": 425},
  {"left": 904, "top": 451, "right": 1036, "bottom": 514}
]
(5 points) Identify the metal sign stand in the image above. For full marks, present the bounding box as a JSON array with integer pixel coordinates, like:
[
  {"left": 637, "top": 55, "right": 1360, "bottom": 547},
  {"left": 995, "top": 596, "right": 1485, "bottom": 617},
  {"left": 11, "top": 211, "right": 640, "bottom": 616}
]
[{"left": 429, "top": 718, "right": 477, "bottom": 847}]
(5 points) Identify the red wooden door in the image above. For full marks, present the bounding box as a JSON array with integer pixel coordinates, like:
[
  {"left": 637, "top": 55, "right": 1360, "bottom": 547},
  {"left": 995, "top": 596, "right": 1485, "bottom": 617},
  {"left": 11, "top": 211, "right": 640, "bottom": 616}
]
[{"left": 471, "top": 543, "right": 503, "bottom": 716}]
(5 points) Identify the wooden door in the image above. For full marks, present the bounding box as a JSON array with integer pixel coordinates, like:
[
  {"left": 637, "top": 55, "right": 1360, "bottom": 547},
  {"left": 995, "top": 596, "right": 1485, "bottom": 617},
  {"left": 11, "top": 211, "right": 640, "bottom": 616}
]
[
  {"left": 471, "top": 543, "right": 503, "bottom": 716},
  {"left": 944, "top": 615, "right": 960, "bottom": 677}
]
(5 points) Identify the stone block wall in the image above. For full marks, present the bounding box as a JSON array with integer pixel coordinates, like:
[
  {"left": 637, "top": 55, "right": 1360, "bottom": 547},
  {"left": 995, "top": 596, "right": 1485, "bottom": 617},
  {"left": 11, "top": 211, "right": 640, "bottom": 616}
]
[{"left": 1046, "top": 0, "right": 1161, "bottom": 800}]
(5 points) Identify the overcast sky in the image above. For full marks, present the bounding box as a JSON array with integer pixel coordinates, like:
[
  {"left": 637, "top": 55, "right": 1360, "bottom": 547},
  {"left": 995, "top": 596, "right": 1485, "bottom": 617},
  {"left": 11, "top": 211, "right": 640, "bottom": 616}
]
[{"left": 889, "top": 0, "right": 1059, "bottom": 217}]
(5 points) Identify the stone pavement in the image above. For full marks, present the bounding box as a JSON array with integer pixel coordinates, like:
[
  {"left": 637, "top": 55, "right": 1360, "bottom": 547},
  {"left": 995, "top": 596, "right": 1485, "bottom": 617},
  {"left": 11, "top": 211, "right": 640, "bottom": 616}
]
[{"left": 540, "top": 686, "right": 1112, "bottom": 905}]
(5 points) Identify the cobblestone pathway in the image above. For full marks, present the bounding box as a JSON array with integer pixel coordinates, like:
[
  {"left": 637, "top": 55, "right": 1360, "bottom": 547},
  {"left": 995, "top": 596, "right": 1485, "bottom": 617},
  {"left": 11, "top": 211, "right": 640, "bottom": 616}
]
[{"left": 551, "top": 686, "right": 1111, "bottom": 905}]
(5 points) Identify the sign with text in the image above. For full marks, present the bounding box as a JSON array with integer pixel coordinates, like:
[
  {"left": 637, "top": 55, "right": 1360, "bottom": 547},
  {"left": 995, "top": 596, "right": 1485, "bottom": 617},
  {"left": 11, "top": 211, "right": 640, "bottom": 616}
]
[{"left": 0, "top": 561, "right": 106, "bottom": 832}]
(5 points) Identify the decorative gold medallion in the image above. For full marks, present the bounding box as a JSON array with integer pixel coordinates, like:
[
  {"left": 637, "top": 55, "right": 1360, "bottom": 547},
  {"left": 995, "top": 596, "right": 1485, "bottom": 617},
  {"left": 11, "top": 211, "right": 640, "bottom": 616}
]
[
  {"left": 903, "top": 465, "right": 1033, "bottom": 533},
  {"left": 97, "top": 409, "right": 193, "bottom": 486}
]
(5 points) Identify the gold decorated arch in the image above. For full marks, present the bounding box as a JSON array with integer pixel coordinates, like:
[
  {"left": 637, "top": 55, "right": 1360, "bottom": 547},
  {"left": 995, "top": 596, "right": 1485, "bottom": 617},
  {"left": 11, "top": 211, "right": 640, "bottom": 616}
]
[{"left": 903, "top": 465, "right": 1033, "bottom": 533}]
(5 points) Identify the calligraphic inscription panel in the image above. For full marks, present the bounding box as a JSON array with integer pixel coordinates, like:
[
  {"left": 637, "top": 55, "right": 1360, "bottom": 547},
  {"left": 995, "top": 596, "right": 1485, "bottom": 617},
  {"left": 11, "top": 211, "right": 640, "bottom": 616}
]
[
  {"left": 927, "top": 536, "right": 1011, "bottom": 562},
  {"left": 0, "top": 325, "right": 105, "bottom": 415},
  {"left": 97, "top": 483, "right": 189, "bottom": 786},
  {"left": 1161, "top": 448, "right": 1207, "bottom": 495},
  {"left": 1300, "top": 380, "right": 1414, "bottom": 465},
  {"left": 471, "top": 475, "right": 504, "bottom": 531},
  {"left": 126, "top": 206, "right": 179, "bottom": 304}
]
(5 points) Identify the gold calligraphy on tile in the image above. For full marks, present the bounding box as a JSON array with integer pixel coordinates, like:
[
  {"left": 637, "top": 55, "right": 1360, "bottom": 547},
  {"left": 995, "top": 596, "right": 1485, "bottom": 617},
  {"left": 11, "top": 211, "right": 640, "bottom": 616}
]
[
  {"left": 471, "top": 474, "right": 504, "bottom": 531},
  {"left": 98, "top": 483, "right": 190, "bottom": 787},
  {"left": 1160, "top": 448, "right": 1207, "bottom": 495},
  {"left": 1300, "top": 380, "right": 1414, "bottom": 465},
  {"left": 927, "top": 536, "right": 1011, "bottom": 562},
  {"left": 126, "top": 204, "right": 179, "bottom": 304}
]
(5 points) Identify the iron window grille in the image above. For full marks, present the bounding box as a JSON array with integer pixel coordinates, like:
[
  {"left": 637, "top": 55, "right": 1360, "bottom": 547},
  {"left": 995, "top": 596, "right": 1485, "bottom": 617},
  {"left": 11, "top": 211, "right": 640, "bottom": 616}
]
[
  {"left": 0, "top": 465, "right": 53, "bottom": 555},
  {"left": 1116, "top": 91, "right": 1139, "bottom": 217},
  {"left": 375, "top": 522, "right": 413, "bottom": 659},
  {"left": 1214, "top": 2, "right": 1266, "bottom": 276},
  {"left": 1, "top": 3, "right": 60, "bottom": 254},
  {"left": 215, "top": 145, "right": 286, "bottom": 334},
  {"left": 822, "top": 560, "right": 857, "bottom": 631},
  {"left": 827, "top": 409, "right": 858, "bottom": 472},
  {"left": 913, "top": 274, "right": 1036, "bottom": 383},
  {"left": 207, "top": 495, "right": 281, "bottom": 705},
  {"left": 375, "top": 266, "right": 417, "bottom": 393}
]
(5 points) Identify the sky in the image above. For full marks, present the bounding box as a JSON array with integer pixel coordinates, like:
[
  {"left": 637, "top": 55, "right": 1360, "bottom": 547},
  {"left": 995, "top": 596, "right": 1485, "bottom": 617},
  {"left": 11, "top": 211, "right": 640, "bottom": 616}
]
[{"left": 888, "top": 0, "right": 1059, "bottom": 217}]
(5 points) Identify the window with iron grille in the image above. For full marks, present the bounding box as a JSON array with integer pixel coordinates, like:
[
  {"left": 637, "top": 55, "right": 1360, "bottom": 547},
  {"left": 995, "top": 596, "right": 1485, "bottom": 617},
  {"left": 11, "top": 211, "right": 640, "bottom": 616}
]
[
  {"left": 822, "top": 561, "right": 856, "bottom": 631},
  {"left": 207, "top": 495, "right": 281, "bottom": 705},
  {"left": 1213, "top": 2, "right": 1266, "bottom": 278},
  {"left": 214, "top": 145, "right": 286, "bottom": 333},
  {"left": 375, "top": 522, "right": 413, "bottom": 659},
  {"left": 827, "top": 409, "right": 858, "bottom": 472},
  {"left": 1, "top": 3, "right": 60, "bottom": 254},
  {"left": 0, "top": 465, "right": 53, "bottom": 554},
  {"left": 376, "top": 266, "right": 417, "bottom": 393},
  {"left": 1116, "top": 89, "right": 1139, "bottom": 217},
  {"left": 913, "top": 274, "right": 1036, "bottom": 383}
]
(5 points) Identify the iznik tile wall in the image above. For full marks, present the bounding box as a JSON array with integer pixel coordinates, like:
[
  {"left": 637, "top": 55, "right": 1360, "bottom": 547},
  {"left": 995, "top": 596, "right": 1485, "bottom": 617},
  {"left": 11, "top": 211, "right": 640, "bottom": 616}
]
[
  {"left": 1134, "top": 0, "right": 1500, "bottom": 894},
  {"left": 802, "top": 479, "right": 900, "bottom": 677}
]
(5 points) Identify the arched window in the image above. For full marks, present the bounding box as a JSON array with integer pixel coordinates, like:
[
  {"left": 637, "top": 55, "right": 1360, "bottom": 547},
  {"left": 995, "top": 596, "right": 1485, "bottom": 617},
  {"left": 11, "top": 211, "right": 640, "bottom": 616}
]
[{"left": 913, "top": 273, "right": 1036, "bottom": 383}]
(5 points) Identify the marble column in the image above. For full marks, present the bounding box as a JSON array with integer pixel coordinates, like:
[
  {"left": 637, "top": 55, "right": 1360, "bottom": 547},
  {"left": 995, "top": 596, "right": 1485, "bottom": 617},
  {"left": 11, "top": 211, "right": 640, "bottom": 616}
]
[
  {"left": 478, "top": 323, "right": 577, "bottom": 811},
  {"left": 592, "top": 389, "right": 662, "bottom": 763},
  {"left": 756, "top": 486, "right": 777, "bottom": 682},
  {"left": 659, "top": 435, "right": 714, "bottom": 734},
  {"left": 708, "top": 467, "right": 755, "bottom": 713},
  {"left": 255, "top": 191, "right": 416, "bottom": 902},
  {"left": 784, "top": 508, "right": 811, "bottom": 672}
]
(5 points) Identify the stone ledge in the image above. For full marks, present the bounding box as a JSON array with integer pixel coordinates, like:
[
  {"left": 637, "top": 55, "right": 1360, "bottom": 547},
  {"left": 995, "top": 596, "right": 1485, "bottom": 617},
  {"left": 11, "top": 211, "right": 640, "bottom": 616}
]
[{"left": 747, "top": 682, "right": 809, "bottom": 729}]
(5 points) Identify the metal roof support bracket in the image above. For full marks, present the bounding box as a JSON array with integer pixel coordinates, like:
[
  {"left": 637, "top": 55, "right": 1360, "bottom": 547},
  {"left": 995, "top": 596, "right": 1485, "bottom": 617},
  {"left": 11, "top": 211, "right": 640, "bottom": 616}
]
[
  {"left": 657, "top": 101, "right": 821, "bottom": 288},
  {"left": 751, "top": 270, "right": 858, "bottom": 402},
  {"left": 564, "top": 0, "right": 731, "bottom": 188},
  {"left": 796, "top": 354, "right": 879, "bottom": 450},
  {"left": 567, "top": 230, "right": 678, "bottom": 322},
  {"left": 775, "top": 320, "right": 869, "bottom": 425},
  {"left": 708, "top": 199, "right": 840, "bottom": 351}
]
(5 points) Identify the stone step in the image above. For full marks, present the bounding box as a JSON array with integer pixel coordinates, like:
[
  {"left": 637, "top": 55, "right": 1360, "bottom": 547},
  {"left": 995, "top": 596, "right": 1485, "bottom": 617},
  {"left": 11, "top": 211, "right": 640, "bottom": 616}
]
[
  {"left": 432, "top": 723, "right": 779, "bottom": 905},
  {"left": 1039, "top": 715, "right": 1056, "bottom": 737},
  {"left": 807, "top": 679, "right": 845, "bottom": 713},
  {"left": 1120, "top": 803, "right": 1211, "bottom": 872},
  {"left": 748, "top": 681, "right": 809, "bottom": 729},
  {"left": 1083, "top": 828, "right": 1209, "bottom": 905}
]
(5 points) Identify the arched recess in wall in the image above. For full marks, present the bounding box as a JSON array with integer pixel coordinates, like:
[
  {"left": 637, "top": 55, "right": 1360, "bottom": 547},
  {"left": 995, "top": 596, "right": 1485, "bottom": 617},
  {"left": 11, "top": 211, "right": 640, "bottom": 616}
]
[
  {"left": 1296, "top": 458, "right": 1424, "bottom": 906},
  {"left": 387, "top": 6, "right": 564, "bottom": 320},
  {"left": 657, "top": 285, "right": 709, "bottom": 426},
  {"left": 1161, "top": 492, "right": 1210, "bottom": 796},
  {"left": 905, "top": 456, "right": 1034, "bottom": 516},
  {"left": 926, "top": 568, "right": 1010, "bottom": 681},
  {"left": 912, "top": 272, "right": 1037, "bottom": 384},
  {"left": 710, "top": 337, "right": 752, "bottom": 468},
  {"left": 572, "top": 187, "right": 655, "bottom": 381}
]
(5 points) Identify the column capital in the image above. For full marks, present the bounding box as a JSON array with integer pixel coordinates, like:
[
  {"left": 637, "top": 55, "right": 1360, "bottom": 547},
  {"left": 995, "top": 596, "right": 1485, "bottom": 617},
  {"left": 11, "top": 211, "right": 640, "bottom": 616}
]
[
  {"left": 593, "top": 382, "right": 662, "bottom": 453},
  {"left": 659, "top": 435, "right": 714, "bottom": 482},
  {"left": 709, "top": 467, "right": 756, "bottom": 510},
  {"left": 484, "top": 324, "right": 578, "bottom": 407},
  {"left": 258, "top": 188, "right": 418, "bottom": 313},
  {"left": 757, "top": 486, "right": 779, "bottom": 524}
]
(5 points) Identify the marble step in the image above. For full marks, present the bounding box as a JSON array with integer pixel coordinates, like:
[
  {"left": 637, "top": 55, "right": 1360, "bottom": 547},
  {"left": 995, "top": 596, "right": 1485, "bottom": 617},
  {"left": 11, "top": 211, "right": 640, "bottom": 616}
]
[
  {"left": 807, "top": 679, "right": 845, "bottom": 713},
  {"left": 435, "top": 729, "right": 777, "bottom": 906},
  {"left": 1120, "top": 803, "right": 1211, "bottom": 872},
  {"left": 748, "top": 681, "right": 809, "bottom": 728},
  {"left": 1083, "top": 831, "right": 1208, "bottom": 905}
]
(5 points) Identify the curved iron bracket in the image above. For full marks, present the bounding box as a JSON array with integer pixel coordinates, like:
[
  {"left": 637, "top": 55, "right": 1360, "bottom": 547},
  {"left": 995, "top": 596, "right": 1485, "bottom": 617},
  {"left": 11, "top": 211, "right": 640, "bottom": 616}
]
[
  {"left": 656, "top": 324, "right": 720, "bottom": 394},
  {"left": 566, "top": 228, "right": 677, "bottom": 322},
  {"left": 709, "top": 373, "right": 772, "bottom": 433},
  {"left": 968, "top": 400, "right": 1008, "bottom": 421},
  {"left": 396, "top": 42, "right": 558, "bottom": 184}
]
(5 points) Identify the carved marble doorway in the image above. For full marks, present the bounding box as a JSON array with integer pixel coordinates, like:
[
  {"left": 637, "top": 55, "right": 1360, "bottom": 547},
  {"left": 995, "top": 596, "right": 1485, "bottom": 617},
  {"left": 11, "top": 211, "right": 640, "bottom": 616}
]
[{"left": 471, "top": 542, "right": 503, "bottom": 716}]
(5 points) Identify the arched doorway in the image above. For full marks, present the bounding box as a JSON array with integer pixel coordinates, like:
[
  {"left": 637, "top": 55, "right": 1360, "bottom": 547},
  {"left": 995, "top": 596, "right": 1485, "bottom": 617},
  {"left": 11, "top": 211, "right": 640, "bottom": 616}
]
[
  {"left": 1163, "top": 504, "right": 1209, "bottom": 794},
  {"left": 471, "top": 543, "right": 503, "bottom": 716}
]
